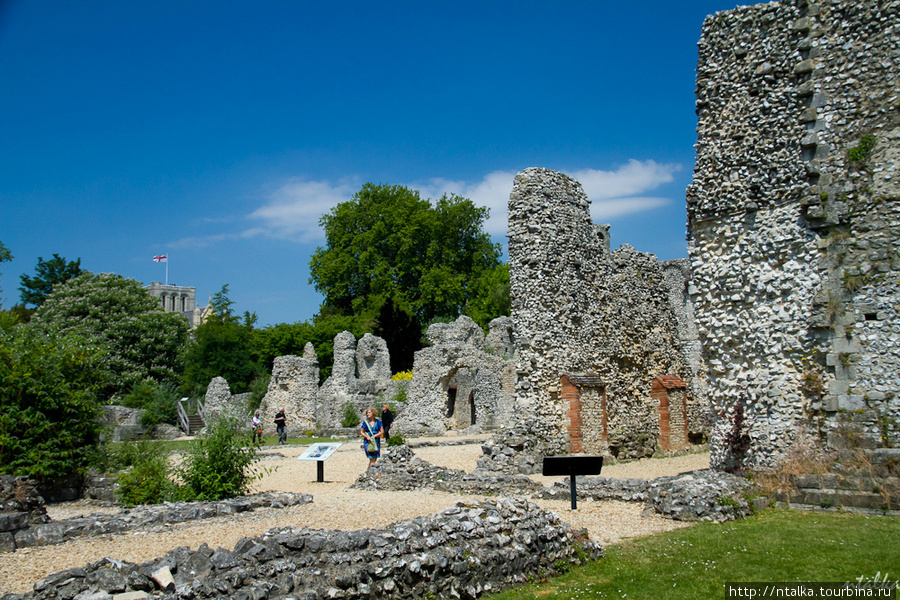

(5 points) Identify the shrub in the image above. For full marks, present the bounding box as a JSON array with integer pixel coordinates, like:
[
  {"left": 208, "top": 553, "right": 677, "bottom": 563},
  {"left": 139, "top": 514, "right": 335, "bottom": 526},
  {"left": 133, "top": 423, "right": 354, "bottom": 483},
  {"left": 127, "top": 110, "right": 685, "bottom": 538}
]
[
  {"left": 29, "top": 272, "right": 189, "bottom": 400},
  {"left": 387, "top": 433, "right": 405, "bottom": 447},
  {"left": 247, "top": 373, "right": 271, "bottom": 413},
  {"left": 0, "top": 326, "right": 105, "bottom": 480},
  {"left": 121, "top": 380, "right": 180, "bottom": 429},
  {"left": 179, "top": 414, "right": 265, "bottom": 501},
  {"left": 391, "top": 370, "right": 413, "bottom": 381},
  {"left": 116, "top": 441, "right": 178, "bottom": 506},
  {"left": 341, "top": 402, "right": 359, "bottom": 428}
]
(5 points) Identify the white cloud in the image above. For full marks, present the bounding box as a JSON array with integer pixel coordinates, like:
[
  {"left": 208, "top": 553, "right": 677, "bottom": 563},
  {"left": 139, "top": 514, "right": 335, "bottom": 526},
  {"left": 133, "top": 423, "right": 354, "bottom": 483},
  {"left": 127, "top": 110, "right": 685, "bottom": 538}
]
[
  {"left": 247, "top": 178, "right": 359, "bottom": 242},
  {"left": 412, "top": 160, "right": 681, "bottom": 235},
  {"left": 571, "top": 160, "right": 679, "bottom": 200},
  {"left": 175, "top": 160, "right": 680, "bottom": 248}
]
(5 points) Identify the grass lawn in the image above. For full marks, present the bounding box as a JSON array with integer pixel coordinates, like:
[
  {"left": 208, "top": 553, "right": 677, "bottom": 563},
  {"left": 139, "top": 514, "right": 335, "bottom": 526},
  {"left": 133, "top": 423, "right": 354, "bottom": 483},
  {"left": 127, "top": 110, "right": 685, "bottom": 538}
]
[{"left": 484, "top": 509, "right": 899, "bottom": 600}]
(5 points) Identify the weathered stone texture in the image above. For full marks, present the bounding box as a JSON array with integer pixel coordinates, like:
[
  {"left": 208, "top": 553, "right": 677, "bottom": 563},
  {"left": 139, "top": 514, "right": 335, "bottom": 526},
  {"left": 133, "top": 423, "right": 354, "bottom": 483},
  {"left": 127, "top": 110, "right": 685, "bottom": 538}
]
[
  {"left": 11, "top": 497, "right": 601, "bottom": 600},
  {"left": 508, "top": 168, "right": 705, "bottom": 460},
  {"left": 396, "top": 316, "right": 516, "bottom": 436},
  {"left": 688, "top": 0, "right": 900, "bottom": 468},
  {"left": 259, "top": 346, "right": 319, "bottom": 433}
]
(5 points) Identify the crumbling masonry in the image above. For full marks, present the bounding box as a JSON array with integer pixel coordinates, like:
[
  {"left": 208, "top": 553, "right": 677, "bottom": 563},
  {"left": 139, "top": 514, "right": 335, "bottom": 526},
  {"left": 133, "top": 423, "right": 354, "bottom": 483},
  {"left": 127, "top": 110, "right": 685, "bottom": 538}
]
[
  {"left": 687, "top": 0, "right": 899, "bottom": 468},
  {"left": 506, "top": 168, "right": 708, "bottom": 460}
]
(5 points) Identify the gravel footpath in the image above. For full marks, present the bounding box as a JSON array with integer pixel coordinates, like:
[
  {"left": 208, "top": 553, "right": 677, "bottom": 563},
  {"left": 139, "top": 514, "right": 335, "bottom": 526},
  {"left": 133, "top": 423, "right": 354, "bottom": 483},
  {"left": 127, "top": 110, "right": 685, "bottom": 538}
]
[{"left": 0, "top": 439, "right": 709, "bottom": 595}]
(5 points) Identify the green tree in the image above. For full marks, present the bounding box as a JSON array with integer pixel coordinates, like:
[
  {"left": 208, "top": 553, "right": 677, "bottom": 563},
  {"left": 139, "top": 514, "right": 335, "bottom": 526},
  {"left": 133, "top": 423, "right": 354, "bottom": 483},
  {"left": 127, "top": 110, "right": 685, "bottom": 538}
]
[
  {"left": 464, "top": 263, "right": 511, "bottom": 329},
  {"left": 0, "top": 326, "right": 105, "bottom": 479},
  {"left": 182, "top": 284, "right": 261, "bottom": 395},
  {"left": 309, "top": 184, "right": 503, "bottom": 365},
  {"left": 19, "top": 253, "right": 83, "bottom": 308},
  {"left": 29, "top": 272, "right": 189, "bottom": 399},
  {"left": 0, "top": 241, "right": 12, "bottom": 305}
]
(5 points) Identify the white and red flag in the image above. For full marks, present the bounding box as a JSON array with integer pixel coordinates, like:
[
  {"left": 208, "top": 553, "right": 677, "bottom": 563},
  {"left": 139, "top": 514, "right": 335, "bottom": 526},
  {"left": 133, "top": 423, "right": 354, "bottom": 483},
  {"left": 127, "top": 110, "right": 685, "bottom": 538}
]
[{"left": 153, "top": 255, "right": 168, "bottom": 263}]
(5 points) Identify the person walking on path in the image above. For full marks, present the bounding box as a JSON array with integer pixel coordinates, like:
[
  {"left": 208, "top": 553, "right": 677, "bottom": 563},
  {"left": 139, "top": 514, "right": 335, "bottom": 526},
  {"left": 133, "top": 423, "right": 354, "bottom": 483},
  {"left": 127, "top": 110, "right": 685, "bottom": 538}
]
[
  {"left": 274, "top": 407, "right": 287, "bottom": 445},
  {"left": 251, "top": 412, "right": 263, "bottom": 445},
  {"left": 381, "top": 403, "right": 394, "bottom": 441},
  {"left": 360, "top": 407, "right": 383, "bottom": 466}
]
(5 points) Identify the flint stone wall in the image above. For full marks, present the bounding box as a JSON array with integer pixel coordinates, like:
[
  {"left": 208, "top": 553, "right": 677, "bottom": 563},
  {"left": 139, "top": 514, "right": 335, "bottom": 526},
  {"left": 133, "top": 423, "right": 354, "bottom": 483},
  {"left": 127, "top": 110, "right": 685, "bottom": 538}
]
[
  {"left": 396, "top": 316, "right": 516, "bottom": 437},
  {"left": 1, "top": 492, "right": 311, "bottom": 555},
  {"left": 687, "top": 0, "right": 900, "bottom": 469},
  {"left": 9, "top": 498, "right": 601, "bottom": 600},
  {"left": 538, "top": 470, "right": 751, "bottom": 523},
  {"left": 255, "top": 334, "right": 399, "bottom": 435},
  {"left": 259, "top": 345, "right": 320, "bottom": 434},
  {"left": 507, "top": 168, "right": 707, "bottom": 459}
]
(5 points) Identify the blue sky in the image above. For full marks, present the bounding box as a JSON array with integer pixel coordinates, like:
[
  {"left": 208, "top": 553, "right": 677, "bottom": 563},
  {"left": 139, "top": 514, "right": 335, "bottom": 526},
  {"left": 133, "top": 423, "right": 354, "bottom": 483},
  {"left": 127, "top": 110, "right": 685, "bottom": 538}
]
[{"left": 0, "top": 0, "right": 760, "bottom": 327}]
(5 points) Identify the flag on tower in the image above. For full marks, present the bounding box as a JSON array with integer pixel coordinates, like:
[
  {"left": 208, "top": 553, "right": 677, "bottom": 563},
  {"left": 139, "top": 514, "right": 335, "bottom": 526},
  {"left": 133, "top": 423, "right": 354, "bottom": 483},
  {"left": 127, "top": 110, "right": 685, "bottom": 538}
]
[{"left": 153, "top": 255, "right": 168, "bottom": 263}]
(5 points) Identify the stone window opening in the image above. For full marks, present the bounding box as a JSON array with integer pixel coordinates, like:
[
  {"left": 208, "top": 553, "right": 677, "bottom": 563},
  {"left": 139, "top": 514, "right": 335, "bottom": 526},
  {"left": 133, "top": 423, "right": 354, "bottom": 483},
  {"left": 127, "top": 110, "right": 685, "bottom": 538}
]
[
  {"left": 446, "top": 386, "right": 457, "bottom": 418},
  {"left": 468, "top": 391, "right": 476, "bottom": 425}
]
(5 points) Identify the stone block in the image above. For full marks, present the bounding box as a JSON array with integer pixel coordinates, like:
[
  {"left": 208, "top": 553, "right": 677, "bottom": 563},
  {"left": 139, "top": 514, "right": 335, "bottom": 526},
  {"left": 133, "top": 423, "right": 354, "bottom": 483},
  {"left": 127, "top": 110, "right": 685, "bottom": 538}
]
[
  {"left": 113, "top": 593, "right": 150, "bottom": 600},
  {"left": 0, "top": 531, "right": 15, "bottom": 552},
  {"left": 837, "top": 395, "right": 866, "bottom": 411},
  {"left": 0, "top": 511, "right": 29, "bottom": 533}
]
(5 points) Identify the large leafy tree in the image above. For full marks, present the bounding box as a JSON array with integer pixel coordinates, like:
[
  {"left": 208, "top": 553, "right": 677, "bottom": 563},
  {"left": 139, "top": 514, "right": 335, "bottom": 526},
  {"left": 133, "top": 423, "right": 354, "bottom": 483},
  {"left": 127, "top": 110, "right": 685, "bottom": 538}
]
[
  {"left": 29, "top": 272, "right": 189, "bottom": 399},
  {"left": 19, "top": 253, "right": 83, "bottom": 307},
  {"left": 309, "top": 184, "right": 504, "bottom": 365},
  {"left": 182, "top": 285, "right": 262, "bottom": 396},
  {"left": 0, "top": 326, "right": 105, "bottom": 479}
]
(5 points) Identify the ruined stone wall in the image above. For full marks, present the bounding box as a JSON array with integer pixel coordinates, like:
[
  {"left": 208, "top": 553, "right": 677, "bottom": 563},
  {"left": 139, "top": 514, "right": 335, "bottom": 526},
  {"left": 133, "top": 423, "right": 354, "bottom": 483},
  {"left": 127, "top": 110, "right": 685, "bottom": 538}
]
[
  {"left": 508, "top": 168, "right": 705, "bottom": 459},
  {"left": 687, "top": 0, "right": 900, "bottom": 468},
  {"left": 395, "top": 316, "right": 516, "bottom": 436},
  {"left": 258, "top": 344, "right": 320, "bottom": 434}
]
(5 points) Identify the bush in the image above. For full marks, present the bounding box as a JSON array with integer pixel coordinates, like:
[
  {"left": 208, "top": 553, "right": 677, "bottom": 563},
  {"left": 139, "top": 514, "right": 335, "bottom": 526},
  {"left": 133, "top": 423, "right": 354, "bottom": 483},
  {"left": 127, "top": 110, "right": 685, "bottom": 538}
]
[
  {"left": 0, "top": 326, "right": 105, "bottom": 480},
  {"left": 387, "top": 433, "right": 405, "bottom": 447},
  {"left": 341, "top": 402, "right": 359, "bottom": 428},
  {"left": 116, "top": 441, "right": 179, "bottom": 506},
  {"left": 121, "top": 380, "right": 180, "bottom": 429},
  {"left": 179, "top": 414, "right": 265, "bottom": 501}
]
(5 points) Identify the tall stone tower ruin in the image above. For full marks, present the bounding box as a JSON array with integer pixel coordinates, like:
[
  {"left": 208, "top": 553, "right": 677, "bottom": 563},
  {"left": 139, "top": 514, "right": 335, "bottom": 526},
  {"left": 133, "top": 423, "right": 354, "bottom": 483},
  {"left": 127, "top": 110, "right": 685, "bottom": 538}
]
[
  {"left": 687, "top": 0, "right": 899, "bottom": 468},
  {"left": 508, "top": 168, "right": 706, "bottom": 459}
]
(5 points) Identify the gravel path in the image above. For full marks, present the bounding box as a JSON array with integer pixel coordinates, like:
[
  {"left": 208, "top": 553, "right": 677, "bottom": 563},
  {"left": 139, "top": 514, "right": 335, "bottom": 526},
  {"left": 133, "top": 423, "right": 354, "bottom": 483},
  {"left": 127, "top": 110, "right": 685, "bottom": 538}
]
[{"left": 0, "top": 440, "right": 709, "bottom": 595}]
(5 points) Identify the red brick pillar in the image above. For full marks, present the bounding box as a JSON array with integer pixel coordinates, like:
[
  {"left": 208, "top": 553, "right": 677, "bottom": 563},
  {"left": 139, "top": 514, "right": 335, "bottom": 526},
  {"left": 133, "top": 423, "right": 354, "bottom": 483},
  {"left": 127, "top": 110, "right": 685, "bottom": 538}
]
[
  {"left": 561, "top": 375, "right": 583, "bottom": 453},
  {"left": 653, "top": 379, "right": 671, "bottom": 451}
]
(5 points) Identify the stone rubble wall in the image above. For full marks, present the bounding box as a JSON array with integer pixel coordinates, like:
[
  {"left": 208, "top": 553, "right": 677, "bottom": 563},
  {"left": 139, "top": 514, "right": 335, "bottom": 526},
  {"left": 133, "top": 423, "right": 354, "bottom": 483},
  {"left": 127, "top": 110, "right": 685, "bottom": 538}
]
[
  {"left": 351, "top": 445, "right": 542, "bottom": 496},
  {"left": 507, "top": 168, "right": 706, "bottom": 460},
  {"left": 0, "top": 477, "right": 49, "bottom": 554},
  {"left": 9, "top": 498, "right": 601, "bottom": 600},
  {"left": 0, "top": 492, "right": 312, "bottom": 554},
  {"left": 538, "top": 470, "right": 751, "bottom": 522},
  {"left": 358, "top": 445, "right": 750, "bottom": 524},
  {"left": 687, "top": 0, "right": 900, "bottom": 469}
]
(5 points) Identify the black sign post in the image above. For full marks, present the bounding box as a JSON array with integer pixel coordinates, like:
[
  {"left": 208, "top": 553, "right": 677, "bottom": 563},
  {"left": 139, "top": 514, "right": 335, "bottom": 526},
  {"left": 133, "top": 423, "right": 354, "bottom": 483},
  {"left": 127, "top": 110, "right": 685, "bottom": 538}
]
[{"left": 542, "top": 455, "right": 603, "bottom": 510}]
